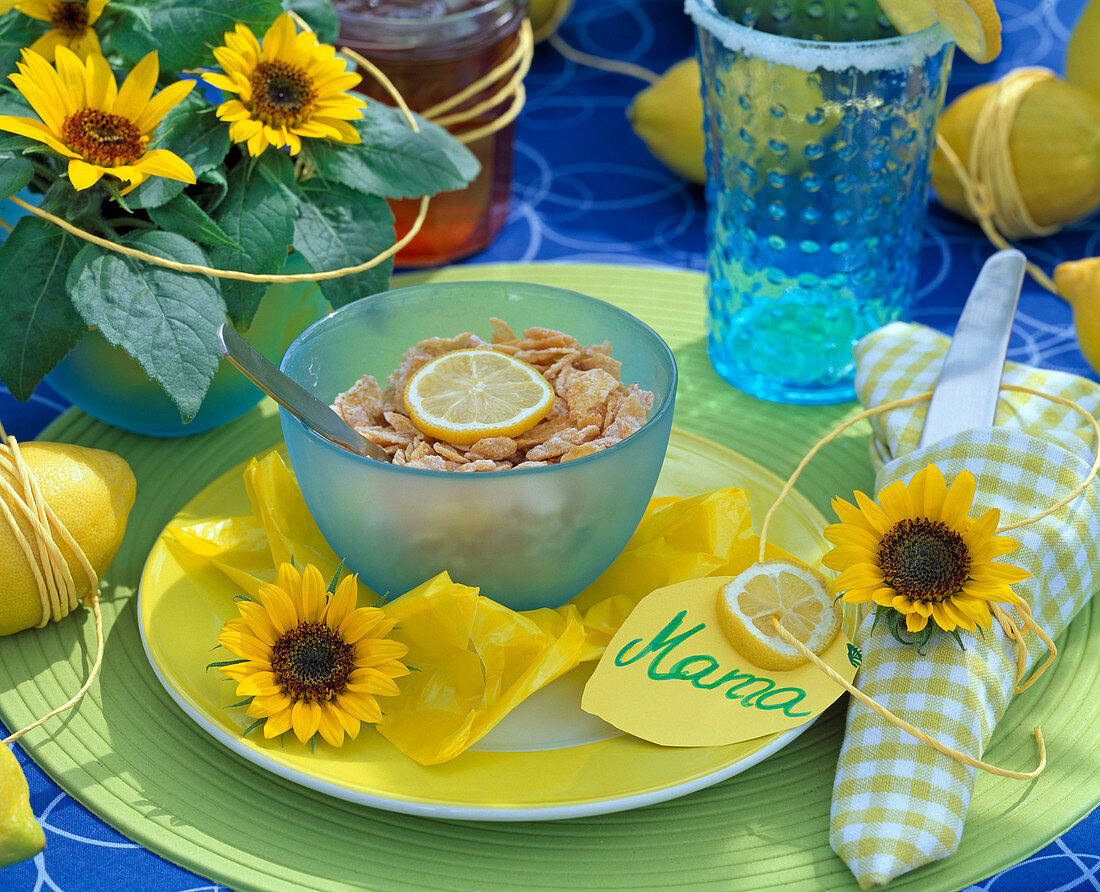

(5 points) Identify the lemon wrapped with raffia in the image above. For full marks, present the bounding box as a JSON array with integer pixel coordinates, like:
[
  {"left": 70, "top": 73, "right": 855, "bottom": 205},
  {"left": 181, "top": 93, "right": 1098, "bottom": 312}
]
[
  {"left": 931, "top": 69, "right": 1100, "bottom": 239},
  {"left": 0, "top": 435, "right": 135, "bottom": 636}
]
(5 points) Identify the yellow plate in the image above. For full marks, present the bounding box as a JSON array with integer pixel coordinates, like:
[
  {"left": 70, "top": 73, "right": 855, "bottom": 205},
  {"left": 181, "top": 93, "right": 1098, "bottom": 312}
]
[{"left": 138, "top": 427, "right": 828, "bottom": 820}]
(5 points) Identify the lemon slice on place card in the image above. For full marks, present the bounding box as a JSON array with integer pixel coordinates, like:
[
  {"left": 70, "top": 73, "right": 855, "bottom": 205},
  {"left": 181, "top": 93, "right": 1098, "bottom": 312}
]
[
  {"left": 716, "top": 560, "right": 839, "bottom": 671},
  {"left": 403, "top": 348, "right": 555, "bottom": 446},
  {"left": 878, "top": 0, "right": 1002, "bottom": 63}
]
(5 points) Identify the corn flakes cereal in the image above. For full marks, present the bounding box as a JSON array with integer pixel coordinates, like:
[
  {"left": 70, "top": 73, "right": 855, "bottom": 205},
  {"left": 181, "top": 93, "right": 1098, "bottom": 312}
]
[{"left": 331, "top": 319, "right": 656, "bottom": 472}]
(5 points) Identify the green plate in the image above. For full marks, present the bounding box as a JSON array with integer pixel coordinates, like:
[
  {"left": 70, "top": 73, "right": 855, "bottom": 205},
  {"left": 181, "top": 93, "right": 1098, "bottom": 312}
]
[{"left": 1, "top": 263, "right": 1096, "bottom": 891}]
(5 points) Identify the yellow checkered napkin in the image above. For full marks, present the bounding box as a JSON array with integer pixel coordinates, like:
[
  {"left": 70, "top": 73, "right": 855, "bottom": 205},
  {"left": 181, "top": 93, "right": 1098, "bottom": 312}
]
[{"left": 829, "top": 322, "right": 1100, "bottom": 887}]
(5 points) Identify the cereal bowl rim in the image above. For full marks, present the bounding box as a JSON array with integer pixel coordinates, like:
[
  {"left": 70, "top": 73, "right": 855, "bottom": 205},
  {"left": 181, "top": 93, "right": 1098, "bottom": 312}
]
[{"left": 278, "top": 279, "right": 679, "bottom": 478}]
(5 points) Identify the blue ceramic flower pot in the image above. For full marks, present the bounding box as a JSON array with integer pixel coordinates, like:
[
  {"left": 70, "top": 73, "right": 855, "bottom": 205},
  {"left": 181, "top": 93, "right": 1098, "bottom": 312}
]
[{"left": 47, "top": 256, "right": 330, "bottom": 437}]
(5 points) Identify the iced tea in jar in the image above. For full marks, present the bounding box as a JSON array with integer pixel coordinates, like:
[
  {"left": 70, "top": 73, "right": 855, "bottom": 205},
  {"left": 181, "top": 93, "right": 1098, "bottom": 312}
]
[{"left": 334, "top": 0, "right": 526, "bottom": 267}]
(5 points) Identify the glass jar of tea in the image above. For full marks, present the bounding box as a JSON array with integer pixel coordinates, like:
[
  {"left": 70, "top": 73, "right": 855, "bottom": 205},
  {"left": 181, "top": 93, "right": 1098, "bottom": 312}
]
[{"left": 334, "top": 0, "right": 527, "bottom": 267}]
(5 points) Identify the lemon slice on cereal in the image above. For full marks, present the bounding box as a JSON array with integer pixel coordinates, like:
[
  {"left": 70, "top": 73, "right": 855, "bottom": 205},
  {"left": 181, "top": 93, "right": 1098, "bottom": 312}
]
[
  {"left": 403, "top": 348, "right": 555, "bottom": 446},
  {"left": 716, "top": 560, "right": 839, "bottom": 672},
  {"left": 878, "top": 0, "right": 1001, "bottom": 63}
]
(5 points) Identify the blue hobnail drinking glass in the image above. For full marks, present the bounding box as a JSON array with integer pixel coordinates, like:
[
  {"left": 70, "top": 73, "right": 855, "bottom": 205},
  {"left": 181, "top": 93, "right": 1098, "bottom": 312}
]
[{"left": 686, "top": 0, "right": 954, "bottom": 405}]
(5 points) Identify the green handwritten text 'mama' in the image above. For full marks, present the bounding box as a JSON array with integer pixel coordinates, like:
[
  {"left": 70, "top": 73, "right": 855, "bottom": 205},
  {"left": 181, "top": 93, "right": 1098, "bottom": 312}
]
[{"left": 613, "top": 610, "right": 812, "bottom": 718}]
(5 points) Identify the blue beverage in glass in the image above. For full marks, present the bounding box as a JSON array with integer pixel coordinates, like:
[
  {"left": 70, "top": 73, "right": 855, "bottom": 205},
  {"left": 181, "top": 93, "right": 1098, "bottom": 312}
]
[{"left": 686, "top": 0, "right": 954, "bottom": 404}]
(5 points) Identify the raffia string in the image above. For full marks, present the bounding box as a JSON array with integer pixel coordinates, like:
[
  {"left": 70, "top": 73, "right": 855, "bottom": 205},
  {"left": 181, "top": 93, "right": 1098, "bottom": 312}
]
[
  {"left": 0, "top": 419, "right": 104, "bottom": 746},
  {"left": 934, "top": 67, "right": 1061, "bottom": 295},
  {"left": 754, "top": 382, "right": 1100, "bottom": 780}
]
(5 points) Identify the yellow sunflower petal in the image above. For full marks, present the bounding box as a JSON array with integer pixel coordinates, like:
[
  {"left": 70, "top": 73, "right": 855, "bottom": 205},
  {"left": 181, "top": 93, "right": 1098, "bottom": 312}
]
[
  {"left": 962, "top": 506, "right": 1001, "bottom": 548},
  {"left": 299, "top": 564, "right": 327, "bottom": 622},
  {"left": 217, "top": 629, "right": 271, "bottom": 662},
  {"left": 15, "top": 0, "right": 53, "bottom": 23},
  {"left": 317, "top": 702, "right": 346, "bottom": 747},
  {"left": 18, "top": 47, "right": 79, "bottom": 123},
  {"left": 971, "top": 561, "right": 1031, "bottom": 584},
  {"left": 67, "top": 157, "right": 104, "bottom": 190},
  {"left": 113, "top": 51, "right": 159, "bottom": 121},
  {"left": 871, "top": 587, "right": 898, "bottom": 607},
  {"left": 87, "top": 0, "right": 108, "bottom": 22},
  {"left": 237, "top": 600, "right": 278, "bottom": 647},
  {"left": 132, "top": 78, "right": 195, "bottom": 134},
  {"left": 129, "top": 148, "right": 196, "bottom": 185},
  {"left": 257, "top": 582, "right": 300, "bottom": 634},
  {"left": 262, "top": 707, "right": 295, "bottom": 737},
  {"left": 910, "top": 463, "right": 947, "bottom": 519},
  {"left": 324, "top": 575, "right": 359, "bottom": 630},
  {"left": 905, "top": 611, "right": 929, "bottom": 632},
  {"left": 250, "top": 691, "right": 294, "bottom": 717},
  {"left": 237, "top": 671, "right": 283, "bottom": 698},
  {"left": 355, "top": 639, "right": 410, "bottom": 667},
  {"left": 262, "top": 12, "right": 297, "bottom": 61},
  {"left": 291, "top": 698, "right": 322, "bottom": 742},
  {"left": 877, "top": 477, "right": 914, "bottom": 523},
  {"left": 339, "top": 691, "right": 383, "bottom": 724},
  {"left": 27, "top": 28, "right": 67, "bottom": 62},
  {"left": 0, "top": 114, "right": 76, "bottom": 156},
  {"left": 202, "top": 72, "right": 239, "bottom": 94},
  {"left": 331, "top": 698, "right": 363, "bottom": 738},
  {"left": 346, "top": 668, "right": 402, "bottom": 697},
  {"left": 941, "top": 469, "right": 977, "bottom": 528},
  {"left": 67, "top": 26, "right": 101, "bottom": 62},
  {"left": 81, "top": 49, "right": 117, "bottom": 110},
  {"left": 854, "top": 489, "right": 893, "bottom": 535},
  {"left": 246, "top": 127, "right": 270, "bottom": 156}
]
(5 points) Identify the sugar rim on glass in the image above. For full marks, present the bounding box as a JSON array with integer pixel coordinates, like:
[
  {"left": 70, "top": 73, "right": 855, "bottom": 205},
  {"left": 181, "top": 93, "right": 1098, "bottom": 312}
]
[{"left": 684, "top": 0, "right": 952, "bottom": 73}]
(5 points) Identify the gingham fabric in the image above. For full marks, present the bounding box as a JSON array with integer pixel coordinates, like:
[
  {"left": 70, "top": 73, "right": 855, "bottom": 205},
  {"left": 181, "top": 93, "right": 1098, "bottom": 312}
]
[{"left": 829, "top": 322, "right": 1100, "bottom": 887}]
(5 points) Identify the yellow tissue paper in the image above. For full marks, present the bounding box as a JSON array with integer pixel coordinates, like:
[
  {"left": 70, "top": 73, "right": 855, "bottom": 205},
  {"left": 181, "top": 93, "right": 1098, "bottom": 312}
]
[{"left": 168, "top": 450, "right": 789, "bottom": 765}]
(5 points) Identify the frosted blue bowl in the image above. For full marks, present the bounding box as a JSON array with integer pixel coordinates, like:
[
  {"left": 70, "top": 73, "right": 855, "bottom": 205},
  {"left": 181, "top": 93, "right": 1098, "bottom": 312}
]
[{"left": 279, "top": 280, "right": 677, "bottom": 611}]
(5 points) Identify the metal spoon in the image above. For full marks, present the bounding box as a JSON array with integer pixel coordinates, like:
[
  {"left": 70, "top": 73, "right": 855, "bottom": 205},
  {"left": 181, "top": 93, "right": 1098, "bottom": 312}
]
[{"left": 216, "top": 322, "right": 389, "bottom": 461}]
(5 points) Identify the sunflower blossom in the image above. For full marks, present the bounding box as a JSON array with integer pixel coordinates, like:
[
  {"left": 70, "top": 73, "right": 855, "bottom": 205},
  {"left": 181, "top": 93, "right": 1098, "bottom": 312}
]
[
  {"left": 217, "top": 563, "right": 409, "bottom": 747},
  {"left": 0, "top": 47, "right": 195, "bottom": 193},
  {"left": 822, "top": 464, "right": 1030, "bottom": 646},
  {"left": 14, "top": 0, "right": 107, "bottom": 61},
  {"left": 202, "top": 11, "right": 365, "bottom": 157}
]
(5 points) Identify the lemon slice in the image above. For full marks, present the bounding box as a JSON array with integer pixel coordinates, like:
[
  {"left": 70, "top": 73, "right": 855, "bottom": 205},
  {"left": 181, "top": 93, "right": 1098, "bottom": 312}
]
[
  {"left": 403, "top": 348, "right": 555, "bottom": 446},
  {"left": 878, "top": 0, "right": 1001, "bottom": 63},
  {"left": 716, "top": 560, "right": 840, "bottom": 672}
]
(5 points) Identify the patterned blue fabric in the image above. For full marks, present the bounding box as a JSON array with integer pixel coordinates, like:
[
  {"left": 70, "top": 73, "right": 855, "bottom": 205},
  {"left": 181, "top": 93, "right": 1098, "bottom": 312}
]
[{"left": 1, "top": 0, "right": 1097, "bottom": 888}]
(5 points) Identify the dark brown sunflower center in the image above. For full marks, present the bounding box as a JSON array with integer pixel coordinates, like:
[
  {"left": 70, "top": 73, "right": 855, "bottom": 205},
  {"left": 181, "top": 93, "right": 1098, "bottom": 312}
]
[
  {"left": 249, "top": 60, "right": 317, "bottom": 126},
  {"left": 878, "top": 518, "right": 971, "bottom": 603},
  {"left": 61, "top": 108, "right": 143, "bottom": 166},
  {"left": 271, "top": 621, "right": 354, "bottom": 701},
  {"left": 52, "top": 1, "right": 89, "bottom": 37}
]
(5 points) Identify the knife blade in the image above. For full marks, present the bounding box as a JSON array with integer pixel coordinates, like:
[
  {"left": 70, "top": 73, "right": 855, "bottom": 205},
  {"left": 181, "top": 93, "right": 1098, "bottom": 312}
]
[{"left": 918, "top": 249, "right": 1027, "bottom": 447}]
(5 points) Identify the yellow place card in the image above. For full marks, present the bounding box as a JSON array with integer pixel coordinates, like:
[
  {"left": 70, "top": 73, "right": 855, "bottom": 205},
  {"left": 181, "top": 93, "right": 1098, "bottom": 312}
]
[{"left": 581, "top": 576, "right": 860, "bottom": 747}]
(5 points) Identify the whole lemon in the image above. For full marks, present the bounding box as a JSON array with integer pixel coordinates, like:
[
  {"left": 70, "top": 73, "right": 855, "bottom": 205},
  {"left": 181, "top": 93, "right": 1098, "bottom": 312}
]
[
  {"left": 1066, "top": 0, "right": 1100, "bottom": 101},
  {"left": 0, "top": 442, "right": 136, "bottom": 636},
  {"left": 527, "top": 0, "right": 573, "bottom": 41},
  {"left": 1053, "top": 257, "right": 1100, "bottom": 375},
  {"left": 628, "top": 58, "right": 707, "bottom": 184},
  {"left": 0, "top": 744, "right": 44, "bottom": 868},
  {"left": 932, "top": 75, "right": 1100, "bottom": 233}
]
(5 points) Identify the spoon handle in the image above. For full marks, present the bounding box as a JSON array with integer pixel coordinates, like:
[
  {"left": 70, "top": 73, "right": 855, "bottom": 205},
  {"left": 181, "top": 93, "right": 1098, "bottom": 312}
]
[{"left": 216, "top": 323, "right": 388, "bottom": 461}]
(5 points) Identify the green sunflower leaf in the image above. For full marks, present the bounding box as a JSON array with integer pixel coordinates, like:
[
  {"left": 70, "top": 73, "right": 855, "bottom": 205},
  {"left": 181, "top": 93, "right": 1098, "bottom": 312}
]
[
  {"left": 0, "top": 155, "right": 33, "bottom": 199},
  {"left": 292, "top": 180, "right": 394, "bottom": 309},
  {"left": 210, "top": 151, "right": 298, "bottom": 327},
  {"left": 148, "top": 193, "right": 243, "bottom": 250},
  {"left": 109, "top": 0, "right": 284, "bottom": 72},
  {"left": 66, "top": 230, "right": 226, "bottom": 421},
  {"left": 305, "top": 104, "right": 480, "bottom": 200},
  {"left": 0, "top": 216, "right": 84, "bottom": 400}
]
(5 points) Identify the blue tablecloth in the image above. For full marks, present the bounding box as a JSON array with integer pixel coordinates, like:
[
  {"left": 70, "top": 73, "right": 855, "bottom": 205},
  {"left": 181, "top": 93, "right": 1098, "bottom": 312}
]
[{"left": 2, "top": 0, "right": 1098, "bottom": 889}]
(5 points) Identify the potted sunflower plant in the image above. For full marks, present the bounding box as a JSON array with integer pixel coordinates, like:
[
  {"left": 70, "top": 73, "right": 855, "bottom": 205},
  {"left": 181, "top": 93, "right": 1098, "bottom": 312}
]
[{"left": 0, "top": 0, "right": 479, "bottom": 435}]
